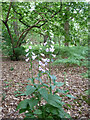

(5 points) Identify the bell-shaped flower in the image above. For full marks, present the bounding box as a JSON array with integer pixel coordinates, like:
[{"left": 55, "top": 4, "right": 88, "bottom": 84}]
[
  {"left": 51, "top": 41, "right": 54, "bottom": 44},
  {"left": 46, "top": 58, "right": 50, "bottom": 62},
  {"left": 41, "top": 53, "right": 45, "bottom": 57},
  {"left": 46, "top": 67, "right": 49, "bottom": 71},
  {"left": 25, "top": 58, "right": 29, "bottom": 62},
  {"left": 25, "top": 49, "right": 29, "bottom": 53},
  {"left": 32, "top": 52, "right": 35, "bottom": 56},
  {"left": 29, "top": 46, "right": 32, "bottom": 49},
  {"left": 39, "top": 61, "right": 42, "bottom": 65},
  {"left": 51, "top": 45, "right": 54, "bottom": 48},
  {"left": 39, "top": 61, "right": 45, "bottom": 67},
  {"left": 45, "top": 62, "right": 48, "bottom": 65},
  {"left": 32, "top": 55, "right": 37, "bottom": 60},
  {"left": 50, "top": 48, "right": 55, "bottom": 52},
  {"left": 26, "top": 53, "right": 29, "bottom": 57},
  {"left": 41, "top": 58, "right": 47, "bottom": 62},
  {"left": 39, "top": 66, "right": 45, "bottom": 72},
  {"left": 44, "top": 42, "right": 47, "bottom": 46},
  {"left": 52, "top": 54, "right": 56, "bottom": 58},
  {"left": 40, "top": 48, "right": 42, "bottom": 50},
  {"left": 46, "top": 48, "right": 49, "bottom": 52}
]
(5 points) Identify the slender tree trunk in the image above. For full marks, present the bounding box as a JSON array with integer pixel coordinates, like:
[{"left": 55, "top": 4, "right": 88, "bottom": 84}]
[
  {"left": 64, "top": 7, "right": 69, "bottom": 46},
  {"left": 44, "top": 34, "right": 51, "bottom": 43},
  {"left": 13, "top": 17, "right": 19, "bottom": 36},
  {"left": 44, "top": 35, "right": 48, "bottom": 43}
]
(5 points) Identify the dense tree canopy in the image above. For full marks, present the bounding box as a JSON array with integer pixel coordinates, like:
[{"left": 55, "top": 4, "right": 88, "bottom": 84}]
[{"left": 1, "top": 2, "right": 88, "bottom": 60}]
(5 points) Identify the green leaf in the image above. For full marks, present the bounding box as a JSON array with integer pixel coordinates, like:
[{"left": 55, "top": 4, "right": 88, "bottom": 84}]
[
  {"left": 19, "top": 109, "right": 27, "bottom": 113},
  {"left": 47, "top": 94, "right": 63, "bottom": 108},
  {"left": 16, "top": 99, "right": 29, "bottom": 110},
  {"left": 27, "top": 78, "right": 34, "bottom": 83},
  {"left": 38, "top": 88, "right": 48, "bottom": 101},
  {"left": 25, "top": 85, "right": 36, "bottom": 95},
  {"left": 49, "top": 75, "right": 57, "bottom": 84},
  {"left": 34, "top": 84, "right": 43, "bottom": 89},
  {"left": 34, "top": 109, "right": 42, "bottom": 115},
  {"left": 47, "top": 116, "right": 53, "bottom": 119},
  {"left": 55, "top": 82, "right": 64, "bottom": 87},
  {"left": 56, "top": 89, "right": 69, "bottom": 94},
  {"left": 51, "top": 85, "right": 56, "bottom": 90},
  {"left": 35, "top": 77, "right": 42, "bottom": 83},
  {"left": 29, "top": 98, "right": 39, "bottom": 110},
  {"left": 42, "top": 83, "right": 49, "bottom": 88},
  {"left": 66, "top": 103, "right": 71, "bottom": 108},
  {"left": 66, "top": 94, "right": 76, "bottom": 99}
]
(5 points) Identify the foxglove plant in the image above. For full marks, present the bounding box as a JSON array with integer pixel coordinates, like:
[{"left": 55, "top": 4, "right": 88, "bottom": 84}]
[
  {"left": 16, "top": 40, "right": 74, "bottom": 119},
  {"left": 25, "top": 46, "right": 37, "bottom": 84}
]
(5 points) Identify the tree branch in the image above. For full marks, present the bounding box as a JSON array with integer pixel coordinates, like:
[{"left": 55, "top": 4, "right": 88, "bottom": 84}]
[
  {"left": 5, "top": 2, "right": 12, "bottom": 23},
  {"left": 2, "top": 20, "right": 15, "bottom": 54},
  {"left": 13, "top": 2, "right": 63, "bottom": 47},
  {"left": 51, "top": 2, "right": 62, "bottom": 18},
  {"left": 16, "top": 18, "right": 45, "bottom": 47},
  {"left": 12, "top": 3, "right": 30, "bottom": 27}
]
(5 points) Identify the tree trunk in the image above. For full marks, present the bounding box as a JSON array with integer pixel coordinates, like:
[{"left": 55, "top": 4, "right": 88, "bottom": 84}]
[
  {"left": 13, "top": 18, "right": 19, "bottom": 36},
  {"left": 64, "top": 7, "right": 69, "bottom": 46},
  {"left": 44, "top": 35, "right": 49, "bottom": 43}
]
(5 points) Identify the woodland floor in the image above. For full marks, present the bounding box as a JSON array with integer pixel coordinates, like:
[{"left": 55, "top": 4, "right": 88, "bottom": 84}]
[{"left": 1, "top": 57, "right": 89, "bottom": 119}]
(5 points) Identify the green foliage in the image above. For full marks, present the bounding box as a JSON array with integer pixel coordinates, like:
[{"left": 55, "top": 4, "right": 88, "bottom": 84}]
[
  {"left": 10, "top": 67, "right": 14, "bottom": 71},
  {"left": 2, "top": 29, "right": 26, "bottom": 60},
  {"left": 53, "top": 46, "right": 88, "bottom": 67},
  {"left": 16, "top": 83, "right": 72, "bottom": 119},
  {"left": 2, "top": 2, "right": 88, "bottom": 61},
  {"left": 16, "top": 39, "right": 76, "bottom": 119},
  {"left": 81, "top": 70, "right": 88, "bottom": 78},
  {"left": 16, "top": 70, "right": 75, "bottom": 119},
  {"left": 25, "top": 44, "right": 88, "bottom": 67}
]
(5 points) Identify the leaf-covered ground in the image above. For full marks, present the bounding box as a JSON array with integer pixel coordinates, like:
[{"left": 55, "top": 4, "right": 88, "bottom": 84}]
[{"left": 1, "top": 57, "right": 89, "bottom": 119}]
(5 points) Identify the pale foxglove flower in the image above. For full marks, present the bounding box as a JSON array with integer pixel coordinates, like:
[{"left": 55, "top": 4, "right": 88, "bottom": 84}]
[
  {"left": 41, "top": 58, "right": 47, "bottom": 62},
  {"left": 52, "top": 54, "right": 56, "bottom": 57},
  {"left": 25, "top": 58, "right": 29, "bottom": 62},
  {"left": 39, "top": 61, "right": 45, "bottom": 67},
  {"left": 40, "top": 48, "right": 42, "bottom": 50},
  {"left": 39, "top": 61, "right": 42, "bottom": 65},
  {"left": 47, "top": 58, "right": 50, "bottom": 62},
  {"left": 42, "top": 69, "right": 45, "bottom": 73},
  {"left": 42, "top": 63, "right": 45, "bottom": 67},
  {"left": 32, "top": 55, "right": 37, "bottom": 60},
  {"left": 41, "top": 53, "right": 45, "bottom": 57},
  {"left": 26, "top": 53, "right": 29, "bottom": 57},
  {"left": 51, "top": 45, "right": 54, "bottom": 48},
  {"left": 39, "top": 66, "right": 42, "bottom": 70},
  {"left": 32, "top": 52, "right": 35, "bottom": 56},
  {"left": 30, "top": 42, "right": 32, "bottom": 44},
  {"left": 46, "top": 67, "right": 49, "bottom": 71},
  {"left": 41, "top": 43, "right": 43, "bottom": 46},
  {"left": 50, "top": 48, "right": 55, "bottom": 52},
  {"left": 46, "top": 48, "right": 49, "bottom": 52},
  {"left": 39, "top": 66, "right": 45, "bottom": 72},
  {"left": 44, "top": 42, "right": 47, "bottom": 46},
  {"left": 25, "top": 49, "right": 29, "bottom": 52},
  {"left": 66, "top": 81, "right": 69, "bottom": 86},
  {"left": 29, "top": 46, "right": 32, "bottom": 49},
  {"left": 51, "top": 41, "right": 54, "bottom": 44},
  {"left": 45, "top": 62, "right": 48, "bottom": 65}
]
